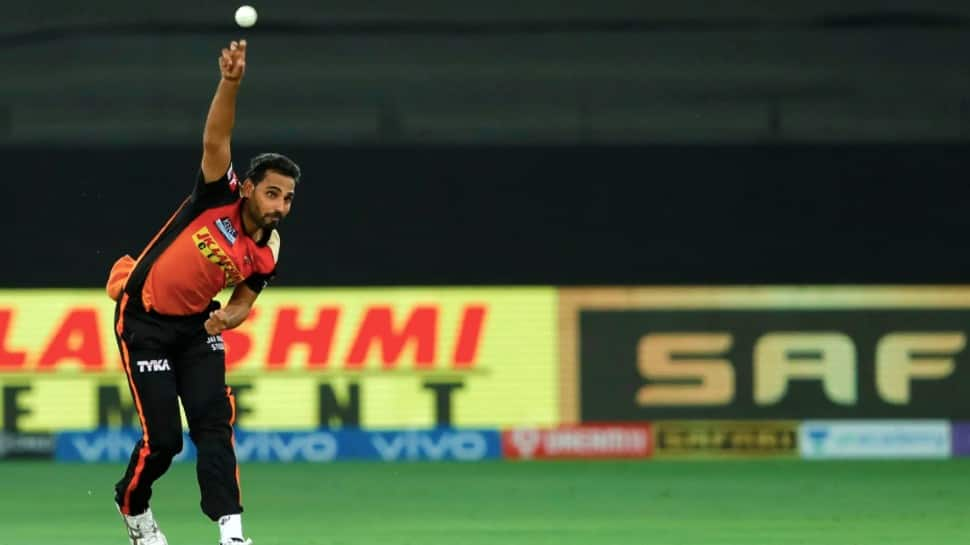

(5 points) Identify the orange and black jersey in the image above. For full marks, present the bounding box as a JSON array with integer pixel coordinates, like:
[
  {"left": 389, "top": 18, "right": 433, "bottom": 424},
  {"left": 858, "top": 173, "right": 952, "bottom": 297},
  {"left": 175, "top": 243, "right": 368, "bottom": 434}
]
[{"left": 126, "top": 164, "right": 279, "bottom": 316}]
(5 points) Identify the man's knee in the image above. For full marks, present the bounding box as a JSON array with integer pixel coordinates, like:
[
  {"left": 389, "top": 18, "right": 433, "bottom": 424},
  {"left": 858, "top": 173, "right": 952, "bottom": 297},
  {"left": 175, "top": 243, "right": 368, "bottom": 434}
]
[
  {"left": 188, "top": 393, "right": 234, "bottom": 443},
  {"left": 148, "top": 431, "right": 184, "bottom": 459},
  {"left": 190, "top": 422, "right": 232, "bottom": 448}
]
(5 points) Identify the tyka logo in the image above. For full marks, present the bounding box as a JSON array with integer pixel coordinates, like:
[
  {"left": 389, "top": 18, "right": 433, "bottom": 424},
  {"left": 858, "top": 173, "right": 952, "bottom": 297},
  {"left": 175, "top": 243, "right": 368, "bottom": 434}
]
[{"left": 136, "top": 359, "right": 171, "bottom": 373}]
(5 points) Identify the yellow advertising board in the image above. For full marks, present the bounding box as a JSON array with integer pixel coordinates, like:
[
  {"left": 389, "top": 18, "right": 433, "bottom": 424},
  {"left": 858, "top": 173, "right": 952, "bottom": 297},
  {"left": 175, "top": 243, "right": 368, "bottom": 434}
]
[
  {"left": 652, "top": 420, "right": 798, "bottom": 459},
  {"left": 0, "top": 288, "right": 557, "bottom": 431}
]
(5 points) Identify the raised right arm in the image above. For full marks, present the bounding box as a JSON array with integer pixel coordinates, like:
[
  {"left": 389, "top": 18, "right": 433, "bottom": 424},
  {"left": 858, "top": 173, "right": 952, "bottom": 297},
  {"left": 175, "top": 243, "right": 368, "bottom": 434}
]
[{"left": 201, "top": 40, "right": 247, "bottom": 183}]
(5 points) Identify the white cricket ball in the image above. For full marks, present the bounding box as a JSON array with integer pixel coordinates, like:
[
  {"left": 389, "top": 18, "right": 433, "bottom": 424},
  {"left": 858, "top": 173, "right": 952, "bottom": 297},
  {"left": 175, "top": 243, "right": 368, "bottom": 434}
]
[{"left": 234, "top": 5, "right": 258, "bottom": 28}]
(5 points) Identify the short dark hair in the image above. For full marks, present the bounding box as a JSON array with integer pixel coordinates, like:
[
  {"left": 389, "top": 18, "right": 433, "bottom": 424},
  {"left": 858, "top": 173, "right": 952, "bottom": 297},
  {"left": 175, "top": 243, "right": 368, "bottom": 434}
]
[{"left": 245, "top": 152, "right": 301, "bottom": 184}]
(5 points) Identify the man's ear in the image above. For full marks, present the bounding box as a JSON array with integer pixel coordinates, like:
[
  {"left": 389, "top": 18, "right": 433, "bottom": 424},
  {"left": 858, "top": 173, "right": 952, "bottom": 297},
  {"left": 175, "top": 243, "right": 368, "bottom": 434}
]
[{"left": 241, "top": 179, "right": 255, "bottom": 197}]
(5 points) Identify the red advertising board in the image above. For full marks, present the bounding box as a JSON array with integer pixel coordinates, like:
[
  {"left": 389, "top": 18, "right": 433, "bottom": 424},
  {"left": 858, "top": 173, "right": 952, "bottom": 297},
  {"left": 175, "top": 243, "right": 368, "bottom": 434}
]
[{"left": 502, "top": 424, "right": 652, "bottom": 460}]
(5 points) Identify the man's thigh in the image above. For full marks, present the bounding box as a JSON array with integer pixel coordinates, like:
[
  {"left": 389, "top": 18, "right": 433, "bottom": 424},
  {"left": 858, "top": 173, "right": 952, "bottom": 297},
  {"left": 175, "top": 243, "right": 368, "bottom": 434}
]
[
  {"left": 174, "top": 332, "right": 232, "bottom": 427},
  {"left": 117, "top": 312, "right": 181, "bottom": 440}
]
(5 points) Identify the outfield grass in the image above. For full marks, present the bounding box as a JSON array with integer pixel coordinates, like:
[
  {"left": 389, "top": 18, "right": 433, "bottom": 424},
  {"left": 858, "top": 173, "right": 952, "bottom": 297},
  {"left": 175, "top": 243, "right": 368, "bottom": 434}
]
[{"left": 0, "top": 460, "right": 968, "bottom": 545}]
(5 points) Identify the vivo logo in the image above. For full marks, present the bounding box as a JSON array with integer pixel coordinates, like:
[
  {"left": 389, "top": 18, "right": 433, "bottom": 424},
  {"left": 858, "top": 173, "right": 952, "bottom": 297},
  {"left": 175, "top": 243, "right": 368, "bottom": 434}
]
[
  {"left": 66, "top": 431, "right": 193, "bottom": 462},
  {"left": 234, "top": 432, "right": 338, "bottom": 462},
  {"left": 371, "top": 431, "right": 489, "bottom": 461}
]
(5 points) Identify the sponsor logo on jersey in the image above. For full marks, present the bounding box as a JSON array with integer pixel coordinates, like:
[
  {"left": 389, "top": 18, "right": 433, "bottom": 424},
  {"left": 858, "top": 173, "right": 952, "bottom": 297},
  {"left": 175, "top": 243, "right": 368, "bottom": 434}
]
[
  {"left": 193, "top": 226, "right": 245, "bottom": 286},
  {"left": 136, "top": 359, "right": 171, "bottom": 373},
  {"left": 215, "top": 217, "right": 238, "bottom": 245}
]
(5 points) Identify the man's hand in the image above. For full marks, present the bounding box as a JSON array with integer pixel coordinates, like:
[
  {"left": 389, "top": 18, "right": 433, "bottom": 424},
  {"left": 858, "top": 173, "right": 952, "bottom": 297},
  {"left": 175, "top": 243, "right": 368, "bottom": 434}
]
[
  {"left": 204, "top": 285, "right": 259, "bottom": 335},
  {"left": 204, "top": 309, "right": 232, "bottom": 335},
  {"left": 219, "top": 40, "right": 247, "bottom": 82}
]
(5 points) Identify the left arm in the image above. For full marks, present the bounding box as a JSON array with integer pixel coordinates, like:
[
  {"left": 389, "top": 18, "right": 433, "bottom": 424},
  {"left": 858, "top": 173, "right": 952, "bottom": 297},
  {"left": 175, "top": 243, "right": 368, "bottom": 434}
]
[{"left": 204, "top": 282, "right": 259, "bottom": 335}]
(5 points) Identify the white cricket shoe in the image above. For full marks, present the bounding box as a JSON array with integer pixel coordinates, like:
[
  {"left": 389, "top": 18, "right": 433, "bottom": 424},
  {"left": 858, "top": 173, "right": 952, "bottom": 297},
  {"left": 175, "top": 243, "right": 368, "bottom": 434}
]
[
  {"left": 118, "top": 505, "right": 168, "bottom": 545},
  {"left": 220, "top": 539, "right": 253, "bottom": 545}
]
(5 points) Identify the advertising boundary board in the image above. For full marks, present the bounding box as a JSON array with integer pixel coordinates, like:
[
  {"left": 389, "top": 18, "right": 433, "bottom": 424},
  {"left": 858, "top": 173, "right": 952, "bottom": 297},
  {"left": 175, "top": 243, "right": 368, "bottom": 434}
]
[
  {"left": 652, "top": 420, "right": 798, "bottom": 459},
  {"left": 502, "top": 423, "right": 652, "bottom": 460},
  {"left": 54, "top": 428, "right": 502, "bottom": 463},
  {"left": 0, "top": 288, "right": 557, "bottom": 430},
  {"left": 559, "top": 287, "right": 970, "bottom": 423},
  {"left": 799, "top": 420, "right": 950, "bottom": 459}
]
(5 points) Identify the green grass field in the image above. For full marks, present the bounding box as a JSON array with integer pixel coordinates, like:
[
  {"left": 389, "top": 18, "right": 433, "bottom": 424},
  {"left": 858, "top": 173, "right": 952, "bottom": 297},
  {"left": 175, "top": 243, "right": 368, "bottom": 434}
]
[{"left": 1, "top": 460, "right": 968, "bottom": 545}]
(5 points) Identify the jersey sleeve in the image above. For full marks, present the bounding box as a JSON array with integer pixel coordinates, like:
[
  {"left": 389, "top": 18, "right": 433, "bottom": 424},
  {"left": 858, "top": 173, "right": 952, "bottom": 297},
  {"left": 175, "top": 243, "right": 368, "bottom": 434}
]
[
  {"left": 244, "top": 269, "right": 276, "bottom": 293},
  {"left": 192, "top": 163, "right": 241, "bottom": 209},
  {"left": 244, "top": 229, "right": 280, "bottom": 293}
]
